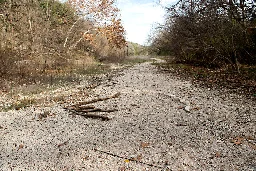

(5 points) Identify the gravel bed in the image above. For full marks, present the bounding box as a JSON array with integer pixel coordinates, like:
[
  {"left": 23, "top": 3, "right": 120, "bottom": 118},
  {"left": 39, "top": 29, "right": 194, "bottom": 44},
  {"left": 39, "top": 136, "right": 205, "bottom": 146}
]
[{"left": 0, "top": 61, "right": 255, "bottom": 171}]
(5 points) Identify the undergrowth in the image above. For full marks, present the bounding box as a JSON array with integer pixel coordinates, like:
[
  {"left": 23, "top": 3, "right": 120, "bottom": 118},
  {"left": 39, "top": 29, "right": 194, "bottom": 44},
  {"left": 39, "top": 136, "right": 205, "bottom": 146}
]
[
  {"left": 2, "top": 98, "right": 36, "bottom": 111},
  {"left": 120, "top": 56, "right": 152, "bottom": 65}
]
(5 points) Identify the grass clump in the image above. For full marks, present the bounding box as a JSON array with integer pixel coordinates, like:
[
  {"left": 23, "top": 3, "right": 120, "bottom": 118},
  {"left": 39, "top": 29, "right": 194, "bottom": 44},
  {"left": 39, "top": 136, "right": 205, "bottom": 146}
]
[{"left": 3, "top": 98, "right": 36, "bottom": 111}]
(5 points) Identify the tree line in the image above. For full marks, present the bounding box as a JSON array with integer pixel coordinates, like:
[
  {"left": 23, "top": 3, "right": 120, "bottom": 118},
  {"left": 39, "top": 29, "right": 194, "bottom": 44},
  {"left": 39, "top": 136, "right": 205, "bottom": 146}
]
[
  {"left": 0, "top": 0, "right": 126, "bottom": 79},
  {"left": 149, "top": 0, "right": 256, "bottom": 69}
]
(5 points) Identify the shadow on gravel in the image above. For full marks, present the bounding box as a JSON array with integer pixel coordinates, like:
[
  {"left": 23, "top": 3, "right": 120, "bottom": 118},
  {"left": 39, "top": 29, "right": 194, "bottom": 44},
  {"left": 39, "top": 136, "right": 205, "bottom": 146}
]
[{"left": 153, "top": 58, "right": 256, "bottom": 100}]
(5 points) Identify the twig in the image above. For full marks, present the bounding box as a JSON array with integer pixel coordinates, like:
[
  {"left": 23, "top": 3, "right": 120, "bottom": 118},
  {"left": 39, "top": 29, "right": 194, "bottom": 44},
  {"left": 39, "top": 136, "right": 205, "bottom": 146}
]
[
  {"left": 72, "top": 92, "right": 121, "bottom": 107},
  {"left": 57, "top": 140, "right": 69, "bottom": 147},
  {"left": 94, "top": 149, "right": 165, "bottom": 169},
  {"left": 73, "top": 108, "right": 117, "bottom": 113},
  {"left": 78, "top": 105, "right": 95, "bottom": 110},
  {"left": 64, "top": 93, "right": 120, "bottom": 121},
  {"left": 71, "top": 111, "right": 111, "bottom": 121}
]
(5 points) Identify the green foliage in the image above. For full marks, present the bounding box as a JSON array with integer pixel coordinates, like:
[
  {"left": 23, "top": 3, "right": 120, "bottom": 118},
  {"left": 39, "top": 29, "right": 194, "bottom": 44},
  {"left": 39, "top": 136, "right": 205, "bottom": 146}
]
[
  {"left": 127, "top": 42, "right": 148, "bottom": 56},
  {"left": 39, "top": 0, "right": 76, "bottom": 26},
  {"left": 0, "top": 0, "right": 126, "bottom": 90}
]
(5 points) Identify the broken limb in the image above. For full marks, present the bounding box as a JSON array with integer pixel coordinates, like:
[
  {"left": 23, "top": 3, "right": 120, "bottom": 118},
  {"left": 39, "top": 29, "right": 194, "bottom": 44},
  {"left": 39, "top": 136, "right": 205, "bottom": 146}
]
[{"left": 69, "top": 110, "right": 111, "bottom": 121}]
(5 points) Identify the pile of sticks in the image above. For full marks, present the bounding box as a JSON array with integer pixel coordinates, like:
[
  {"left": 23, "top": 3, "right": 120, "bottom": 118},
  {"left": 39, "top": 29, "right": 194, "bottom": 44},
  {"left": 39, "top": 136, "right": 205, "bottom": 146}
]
[{"left": 64, "top": 92, "right": 120, "bottom": 121}]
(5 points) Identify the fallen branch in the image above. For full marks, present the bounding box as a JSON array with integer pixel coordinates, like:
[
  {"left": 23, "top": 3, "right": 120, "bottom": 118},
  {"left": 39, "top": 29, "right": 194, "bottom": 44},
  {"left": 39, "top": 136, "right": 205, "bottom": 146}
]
[
  {"left": 64, "top": 93, "right": 120, "bottom": 121},
  {"left": 74, "top": 108, "right": 117, "bottom": 113},
  {"left": 64, "top": 105, "right": 95, "bottom": 110},
  {"left": 66, "top": 105, "right": 117, "bottom": 113},
  {"left": 94, "top": 148, "right": 166, "bottom": 169},
  {"left": 70, "top": 111, "right": 111, "bottom": 121},
  {"left": 57, "top": 140, "right": 69, "bottom": 147},
  {"left": 78, "top": 105, "right": 95, "bottom": 110},
  {"left": 72, "top": 92, "right": 121, "bottom": 107}
]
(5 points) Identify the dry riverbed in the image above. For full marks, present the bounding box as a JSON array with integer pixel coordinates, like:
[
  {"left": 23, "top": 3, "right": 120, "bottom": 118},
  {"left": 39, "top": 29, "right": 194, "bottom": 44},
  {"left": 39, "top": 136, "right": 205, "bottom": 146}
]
[{"left": 0, "top": 59, "right": 255, "bottom": 170}]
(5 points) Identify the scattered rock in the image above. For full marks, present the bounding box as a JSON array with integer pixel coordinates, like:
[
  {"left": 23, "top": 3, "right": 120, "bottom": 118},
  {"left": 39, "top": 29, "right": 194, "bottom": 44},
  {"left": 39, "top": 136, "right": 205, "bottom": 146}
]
[
  {"left": 184, "top": 106, "right": 191, "bottom": 112},
  {"left": 0, "top": 61, "right": 255, "bottom": 171},
  {"left": 180, "top": 99, "right": 190, "bottom": 105}
]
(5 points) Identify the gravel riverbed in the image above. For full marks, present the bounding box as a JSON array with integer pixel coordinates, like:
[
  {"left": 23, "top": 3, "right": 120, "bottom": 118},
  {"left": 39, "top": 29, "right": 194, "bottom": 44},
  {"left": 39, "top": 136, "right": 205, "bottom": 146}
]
[{"left": 0, "top": 60, "right": 255, "bottom": 171}]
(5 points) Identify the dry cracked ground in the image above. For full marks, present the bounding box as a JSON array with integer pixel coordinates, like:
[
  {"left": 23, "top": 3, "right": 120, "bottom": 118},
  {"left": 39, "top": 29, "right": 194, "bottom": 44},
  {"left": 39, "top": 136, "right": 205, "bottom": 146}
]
[{"left": 0, "top": 58, "right": 255, "bottom": 171}]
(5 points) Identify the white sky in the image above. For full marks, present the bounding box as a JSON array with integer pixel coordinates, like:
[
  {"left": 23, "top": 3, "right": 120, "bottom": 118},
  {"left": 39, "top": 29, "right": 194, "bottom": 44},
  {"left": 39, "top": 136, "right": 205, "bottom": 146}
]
[
  {"left": 117, "top": 0, "right": 177, "bottom": 45},
  {"left": 60, "top": 0, "right": 177, "bottom": 45}
]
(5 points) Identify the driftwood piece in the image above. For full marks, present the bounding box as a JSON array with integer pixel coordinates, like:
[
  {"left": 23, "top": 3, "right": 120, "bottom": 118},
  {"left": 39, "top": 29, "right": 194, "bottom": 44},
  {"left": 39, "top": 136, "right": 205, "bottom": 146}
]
[
  {"left": 66, "top": 107, "right": 117, "bottom": 121},
  {"left": 64, "top": 92, "right": 120, "bottom": 121},
  {"left": 64, "top": 106, "right": 117, "bottom": 113},
  {"left": 72, "top": 92, "right": 120, "bottom": 107},
  {"left": 78, "top": 105, "right": 95, "bottom": 110},
  {"left": 71, "top": 111, "right": 111, "bottom": 121},
  {"left": 74, "top": 108, "right": 117, "bottom": 113}
]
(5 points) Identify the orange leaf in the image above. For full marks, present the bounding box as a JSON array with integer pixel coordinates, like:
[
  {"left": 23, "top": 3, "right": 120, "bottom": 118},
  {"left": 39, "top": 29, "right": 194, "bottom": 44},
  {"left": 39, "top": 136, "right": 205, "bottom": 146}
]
[
  {"left": 193, "top": 106, "right": 201, "bottom": 110},
  {"left": 136, "top": 154, "right": 142, "bottom": 161},
  {"left": 140, "top": 142, "right": 150, "bottom": 148},
  {"left": 232, "top": 137, "right": 244, "bottom": 145},
  {"left": 215, "top": 152, "right": 221, "bottom": 158},
  {"left": 248, "top": 143, "right": 256, "bottom": 150},
  {"left": 118, "top": 166, "right": 126, "bottom": 171},
  {"left": 246, "top": 136, "right": 255, "bottom": 140},
  {"left": 18, "top": 144, "right": 24, "bottom": 150}
]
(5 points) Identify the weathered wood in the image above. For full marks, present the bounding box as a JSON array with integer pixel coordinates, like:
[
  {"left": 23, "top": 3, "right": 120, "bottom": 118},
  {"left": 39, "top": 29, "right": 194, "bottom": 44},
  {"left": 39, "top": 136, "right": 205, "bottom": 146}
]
[
  {"left": 71, "top": 111, "right": 111, "bottom": 121},
  {"left": 74, "top": 108, "right": 117, "bottom": 113},
  {"left": 72, "top": 92, "right": 120, "bottom": 107},
  {"left": 78, "top": 105, "right": 95, "bottom": 110},
  {"left": 64, "top": 92, "right": 120, "bottom": 121}
]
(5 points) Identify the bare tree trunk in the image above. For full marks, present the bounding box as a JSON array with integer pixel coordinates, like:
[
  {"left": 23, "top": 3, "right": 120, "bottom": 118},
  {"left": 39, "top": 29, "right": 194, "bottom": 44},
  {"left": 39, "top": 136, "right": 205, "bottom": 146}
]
[
  {"left": 63, "top": 17, "right": 82, "bottom": 48},
  {"left": 68, "top": 30, "right": 90, "bottom": 51}
]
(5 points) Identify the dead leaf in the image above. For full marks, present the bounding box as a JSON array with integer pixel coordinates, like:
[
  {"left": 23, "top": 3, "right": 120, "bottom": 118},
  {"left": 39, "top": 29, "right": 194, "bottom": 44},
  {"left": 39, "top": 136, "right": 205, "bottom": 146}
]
[
  {"left": 136, "top": 154, "right": 142, "bottom": 161},
  {"left": 215, "top": 152, "right": 221, "bottom": 158},
  {"left": 232, "top": 137, "right": 244, "bottom": 145},
  {"left": 192, "top": 106, "right": 201, "bottom": 110},
  {"left": 18, "top": 144, "right": 24, "bottom": 150},
  {"left": 57, "top": 140, "right": 69, "bottom": 147},
  {"left": 248, "top": 143, "right": 256, "bottom": 150},
  {"left": 118, "top": 166, "right": 126, "bottom": 171},
  {"left": 246, "top": 136, "right": 255, "bottom": 140},
  {"left": 140, "top": 142, "right": 150, "bottom": 148},
  {"left": 82, "top": 156, "right": 89, "bottom": 160},
  {"left": 124, "top": 159, "right": 130, "bottom": 163},
  {"left": 129, "top": 157, "right": 136, "bottom": 161}
]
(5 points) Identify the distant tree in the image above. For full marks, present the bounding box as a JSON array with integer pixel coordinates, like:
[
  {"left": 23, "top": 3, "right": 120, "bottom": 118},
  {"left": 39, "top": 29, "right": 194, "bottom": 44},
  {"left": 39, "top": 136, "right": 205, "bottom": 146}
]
[
  {"left": 0, "top": 0, "right": 126, "bottom": 79},
  {"left": 150, "top": 0, "right": 256, "bottom": 68},
  {"left": 65, "top": 0, "right": 126, "bottom": 51}
]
